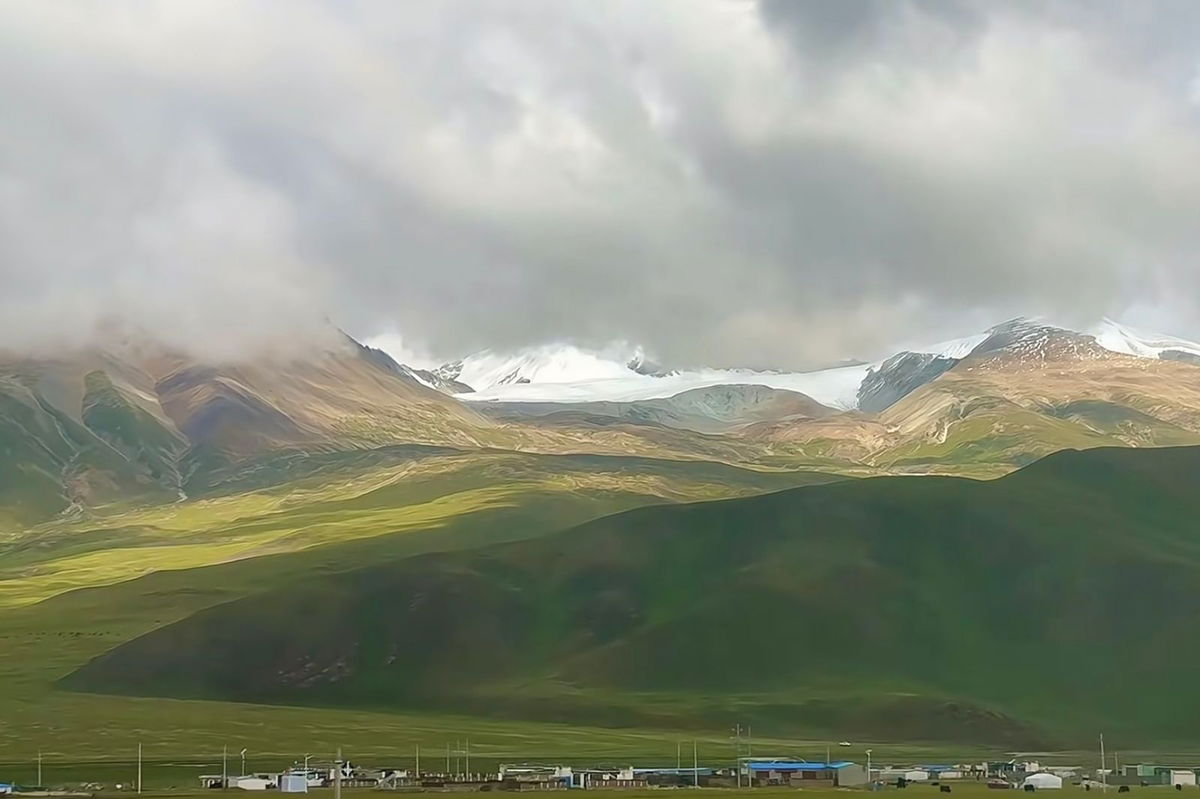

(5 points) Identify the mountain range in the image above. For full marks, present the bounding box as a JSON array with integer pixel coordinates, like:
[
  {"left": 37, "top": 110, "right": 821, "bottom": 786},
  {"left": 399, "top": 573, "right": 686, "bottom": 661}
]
[
  {"left": 413, "top": 318, "right": 1200, "bottom": 408},
  {"left": 6, "top": 317, "right": 1200, "bottom": 528},
  {"left": 7, "top": 315, "right": 1200, "bottom": 750}
]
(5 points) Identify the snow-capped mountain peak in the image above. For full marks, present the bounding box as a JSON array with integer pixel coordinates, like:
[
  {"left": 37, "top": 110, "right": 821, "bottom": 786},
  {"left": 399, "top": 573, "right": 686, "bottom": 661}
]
[
  {"left": 1090, "top": 318, "right": 1200, "bottom": 361},
  {"left": 448, "top": 344, "right": 644, "bottom": 391},
  {"left": 439, "top": 345, "right": 870, "bottom": 410},
  {"left": 377, "top": 317, "right": 1200, "bottom": 413}
]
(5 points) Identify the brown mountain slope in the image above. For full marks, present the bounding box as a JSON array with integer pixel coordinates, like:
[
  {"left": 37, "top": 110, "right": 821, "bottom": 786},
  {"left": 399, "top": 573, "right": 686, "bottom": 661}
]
[{"left": 748, "top": 327, "right": 1200, "bottom": 472}]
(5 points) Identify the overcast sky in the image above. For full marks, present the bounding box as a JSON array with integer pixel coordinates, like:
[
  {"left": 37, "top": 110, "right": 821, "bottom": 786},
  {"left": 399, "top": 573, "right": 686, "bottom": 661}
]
[{"left": 2, "top": 0, "right": 1199, "bottom": 368}]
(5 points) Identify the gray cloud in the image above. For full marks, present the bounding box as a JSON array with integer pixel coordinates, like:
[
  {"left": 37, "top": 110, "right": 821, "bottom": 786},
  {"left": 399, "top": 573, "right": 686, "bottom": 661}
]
[{"left": 1, "top": 0, "right": 1198, "bottom": 368}]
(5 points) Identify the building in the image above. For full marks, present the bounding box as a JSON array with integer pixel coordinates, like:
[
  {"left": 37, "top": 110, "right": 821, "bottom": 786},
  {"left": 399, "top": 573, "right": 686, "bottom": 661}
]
[
  {"left": 1170, "top": 770, "right": 1197, "bottom": 788},
  {"left": 0, "top": 783, "right": 12, "bottom": 795},
  {"left": 567, "top": 767, "right": 647, "bottom": 789},
  {"left": 232, "top": 774, "right": 278, "bottom": 791},
  {"left": 498, "top": 765, "right": 571, "bottom": 790},
  {"left": 1022, "top": 773, "right": 1064, "bottom": 790},
  {"left": 879, "top": 768, "right": 930, "bottom": 783},
  {"left": 631, "top": 767, "right": 715, "bottom": 787},
  {"left": 746, "top": 761, "right": 868, "bottom": 787},
  {"left": 279, "top": 774, "right": 308, "bottom": 793}
]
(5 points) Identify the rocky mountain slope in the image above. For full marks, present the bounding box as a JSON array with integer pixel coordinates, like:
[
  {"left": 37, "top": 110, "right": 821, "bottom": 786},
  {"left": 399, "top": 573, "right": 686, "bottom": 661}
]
[{"left": 0, "top": 336, "right": 498, "bottom": 525}]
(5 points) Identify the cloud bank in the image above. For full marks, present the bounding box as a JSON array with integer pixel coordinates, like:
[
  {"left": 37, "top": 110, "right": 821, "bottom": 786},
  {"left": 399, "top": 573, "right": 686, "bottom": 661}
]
[{"left": 2, "top": 1, "right": 1199, "bottom": 367}]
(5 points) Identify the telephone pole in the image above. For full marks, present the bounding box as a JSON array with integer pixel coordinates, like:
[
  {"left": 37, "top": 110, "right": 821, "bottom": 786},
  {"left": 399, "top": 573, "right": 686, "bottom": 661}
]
[
  {"left": 692, "top": 740, "right": 698, "bottom": 787},
  {"left": 335, "top": 748, "right": 343, "bottom": 799},
  {"left": 1100, "top": 734, "right": 1107, "bottom": 793},
  {"left": 137, "top": 743, "right": 143, "bottom": 795},
  {"left": 732, "top": 725, "right": 742, "bottom": 789},
  {"left": 415, "top": 745, "right": 421, "bottom": 778},
  {"left": 222, "top": 746, "right": 227, "bottom": 790}
]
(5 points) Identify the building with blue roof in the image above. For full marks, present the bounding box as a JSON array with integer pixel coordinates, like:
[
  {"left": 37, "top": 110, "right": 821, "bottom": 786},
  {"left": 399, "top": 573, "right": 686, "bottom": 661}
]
[{"left": 744, "top": 760, "right": 868, "bottom": 788}]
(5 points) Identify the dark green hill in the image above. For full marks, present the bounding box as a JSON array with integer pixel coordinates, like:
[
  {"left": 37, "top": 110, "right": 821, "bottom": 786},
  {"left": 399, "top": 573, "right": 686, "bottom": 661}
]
[{"left": 66, "top": 446, "right": 1200, "bottom": 746}]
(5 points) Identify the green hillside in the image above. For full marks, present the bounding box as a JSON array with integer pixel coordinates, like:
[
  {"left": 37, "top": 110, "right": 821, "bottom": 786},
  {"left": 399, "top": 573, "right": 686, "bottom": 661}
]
[
  {"left": 66, "top": 446, "right": 1200, "bottom": 747},
  {"left": 0, "top": 374, "right": 180, "bottom": 526},
  {"left": 0, "top": 447, "right": 837, "bottom": 609}
]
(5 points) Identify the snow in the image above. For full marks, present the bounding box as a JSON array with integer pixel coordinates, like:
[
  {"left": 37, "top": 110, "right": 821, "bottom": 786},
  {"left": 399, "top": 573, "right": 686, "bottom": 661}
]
[
  {"left": 372, "top": 317, "right": 1200, "bottom": 413},
  {"left": 454, "top": 344, "right": 637, "bottom": 389},
  {"left": 1089, "top": 318, "right": 1200, "bottom": 360},
  {"left": 460, "top": 359, "right": 872, "bottom": 410},
  {"left": 919, "top": 332, "right": 988, "bottom": 359}
]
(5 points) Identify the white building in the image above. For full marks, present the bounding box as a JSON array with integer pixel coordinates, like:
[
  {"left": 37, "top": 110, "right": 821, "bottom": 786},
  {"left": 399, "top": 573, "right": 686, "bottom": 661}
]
[
  {"left": 279, "top": 774, "right": 308, "bottom": 793},
  {"left": 1023, "top": 773, "right": 1064, "bottom": 790},
  {"left": 232, "top": 775, "right": 277, "bottom": 791},
  {"left": 1170, "top": 771, "right": 1197, "bottom": 788}
]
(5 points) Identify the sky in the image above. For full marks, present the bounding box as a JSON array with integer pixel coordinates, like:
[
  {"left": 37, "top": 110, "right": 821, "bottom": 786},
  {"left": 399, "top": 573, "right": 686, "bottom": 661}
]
[{"left": 2, "top": 0, "right": 1199, "bottom": 369}]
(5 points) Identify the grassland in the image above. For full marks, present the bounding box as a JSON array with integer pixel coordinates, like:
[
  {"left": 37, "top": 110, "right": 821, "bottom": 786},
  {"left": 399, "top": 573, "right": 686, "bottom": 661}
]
[
  {"left": 0, "top": 446, "right": 847, "bottom": 777},
  {"left": 0, "top": 447, "right": 838, "bottom": 608},
  {"left": 66, "top": 447, "right": 1200, "bottom": 750}
]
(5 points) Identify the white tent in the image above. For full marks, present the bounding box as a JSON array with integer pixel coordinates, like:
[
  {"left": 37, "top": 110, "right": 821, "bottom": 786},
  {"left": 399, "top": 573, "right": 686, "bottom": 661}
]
[
  {"left": 904, "top": 770, "right": 930, "bottom": 782},
  {"left": 1023, "top": 773, "right": 1064, "bottom": 790}
]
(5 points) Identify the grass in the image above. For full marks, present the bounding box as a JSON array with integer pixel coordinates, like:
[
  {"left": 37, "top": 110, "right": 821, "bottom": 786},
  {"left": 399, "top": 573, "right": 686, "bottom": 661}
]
[
  {"left": 0, "top": 449, "right": 838, "bottom": 608},
  {"left": 0, "top": 448, "right": 849, "bottom": 780},
  {"left": 66, "top": 447, "right": 1200, "bottom": 748}
]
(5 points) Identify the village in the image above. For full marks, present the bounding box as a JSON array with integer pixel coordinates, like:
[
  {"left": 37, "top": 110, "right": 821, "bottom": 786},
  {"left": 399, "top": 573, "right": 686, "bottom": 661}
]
[{"left": 7, "top": 756, "right": 1200, "bottom": 796}]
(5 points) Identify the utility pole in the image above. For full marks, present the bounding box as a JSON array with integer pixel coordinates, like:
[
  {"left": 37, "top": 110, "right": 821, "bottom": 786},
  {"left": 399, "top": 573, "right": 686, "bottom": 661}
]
[
  {"left": 137, "top": 743, "right": 143, "bottom": 795},
  {"left": 1100, "top": 734, "right": 1107, "bottom": 793},
  {"left": 732, "top": 725, "right": 741, "bottom": 789},
  {"left": 37, "top": 750, "right": 42, "bottom": 787},
  {"left": 466, "top": 739, "right": 470, "bottom": 778},
  {"left": 677, "top": 741, "right": 681, "bottom": 772},
  {"left": 335, "top": 748, "right": 343, "bottom": 799},
  {"left": 240, "top": 748, "right": 247, "bottom": 777},
  {"left": 826, "top": 743, "right": 831, "bottom": 766},
  {"left": 867, "top": 750, "right": 873, "bottom": 791},
  {"left": 415, "top": 745, "right": 420, "bottom": 779},
  {"left": 222, "top": 746, "right": 228, "bottom": 790},
  {"left": 446, "top": 742, "right": 450, "bottom": 775},
  {"left": 693, "top": 740, "right": 699, "bottom": 787}
]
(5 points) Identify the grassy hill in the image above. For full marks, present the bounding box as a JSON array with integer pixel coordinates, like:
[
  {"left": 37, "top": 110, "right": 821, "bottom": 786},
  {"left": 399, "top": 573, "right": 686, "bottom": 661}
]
[
  {"left": 66, "top": 446, "right": 1200, "bottom": 747},
  {"left": 0, "top": 446, "right": 838, "bottom": 609}
]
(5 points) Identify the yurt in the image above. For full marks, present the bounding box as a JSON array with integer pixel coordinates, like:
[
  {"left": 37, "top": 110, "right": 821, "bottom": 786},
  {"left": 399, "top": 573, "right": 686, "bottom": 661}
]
[{"left": 1022, "top": 773, "right": 1064, "bottom": 790}]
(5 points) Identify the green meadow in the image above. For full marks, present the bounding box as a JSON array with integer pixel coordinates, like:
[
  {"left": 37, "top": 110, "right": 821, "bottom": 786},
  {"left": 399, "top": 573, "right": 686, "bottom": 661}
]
[{"left": 0, "top": 447, "right": 842, "bottom": 781}]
